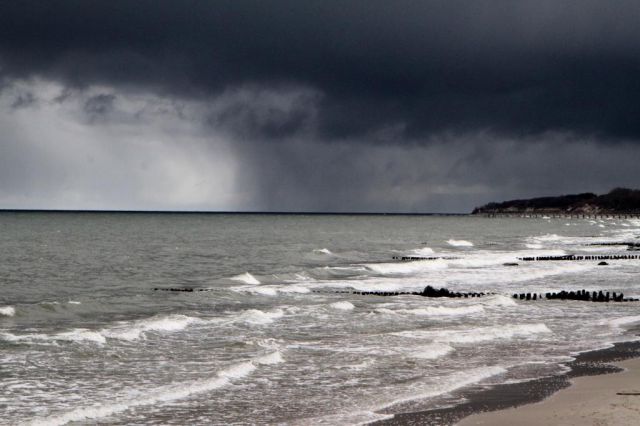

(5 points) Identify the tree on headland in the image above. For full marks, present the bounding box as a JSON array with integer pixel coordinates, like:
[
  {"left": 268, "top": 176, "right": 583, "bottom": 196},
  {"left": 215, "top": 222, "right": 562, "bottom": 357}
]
[{"left": 472, "top": 188, "right": 640, "bottom": 214}]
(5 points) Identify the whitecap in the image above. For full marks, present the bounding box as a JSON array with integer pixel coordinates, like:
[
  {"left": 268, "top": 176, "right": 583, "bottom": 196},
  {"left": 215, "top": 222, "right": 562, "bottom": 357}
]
[
  {"left": 2, "top": 329, "right": 106, "bottom": 345},
  {"left": 329, "top": 301, "right": 355, "bottom": 310},
  {"left": 240, "top": 309, "right": 285, "bottom": 325},
  {"left": 313, "top": 248, "right": 333, "bottom": 255},
  {"left": 447, "top": 239, "right": 474, "bottom": 247},
  {"left": 412, "top": 246, "right": 435, "bottom": 256},
  {"left": 397, "top": 305, "right": 484, "bottom": 316},
  {"left": 229, "top": 272, "right": 261, "bottom": 285},
  {"left": 101, "top": 314, "right": 204, "bottom": 341},
  {"left": 366, "top": 259, "right": 448, "bottom": 275},
  {"left": 27, "top": 354, "right": 273, "bottom": 426},
  {"left": 606, "top": 315, "right": 640, "bottom": 328},
  {"left": 394, "top": 323, "right": 552, "bottom": 344},
  {"left": 254, "top": 350, "right": 284, "bottom": 365},
  {"left": 405, "top": 343, "right": 455, "bottom": 359},
  {"left": 374, "top": 308, "right": 398, "bottom": 315},
  {"left": 231, "top": 285, "right": 311, "bottom": 296},
  {"left": 0, "top": 306, "right": 15, "bottom": 317}
]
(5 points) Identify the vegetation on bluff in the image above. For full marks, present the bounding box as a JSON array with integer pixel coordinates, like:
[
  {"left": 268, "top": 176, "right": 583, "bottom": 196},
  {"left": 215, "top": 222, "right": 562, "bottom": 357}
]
[{"left": 472, "top": 188, "right": 640, "bottom": 214}]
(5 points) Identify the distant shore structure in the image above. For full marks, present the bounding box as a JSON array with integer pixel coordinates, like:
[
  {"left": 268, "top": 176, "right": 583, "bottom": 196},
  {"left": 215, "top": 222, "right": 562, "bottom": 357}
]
[{"left": 472, "top": 188, "right": 640, "bottom": 218}]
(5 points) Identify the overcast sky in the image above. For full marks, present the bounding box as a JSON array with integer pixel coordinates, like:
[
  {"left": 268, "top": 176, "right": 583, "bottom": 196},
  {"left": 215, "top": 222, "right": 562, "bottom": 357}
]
[{"left": 1, "top": 1, "right": 639, "bottom": 212}]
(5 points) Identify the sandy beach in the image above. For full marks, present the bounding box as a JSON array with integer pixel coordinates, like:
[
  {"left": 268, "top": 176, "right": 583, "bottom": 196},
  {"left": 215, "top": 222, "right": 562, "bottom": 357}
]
[
  {"left": 375, "top": 340, "right": 640, "bottom": 426},
  {"left": 458, "top": 357, "right": 640, "bottom": 426}
]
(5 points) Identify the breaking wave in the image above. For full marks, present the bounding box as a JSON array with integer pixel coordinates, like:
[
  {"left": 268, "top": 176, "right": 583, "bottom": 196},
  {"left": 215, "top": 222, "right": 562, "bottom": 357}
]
[
  {"left": 447, "top": 239, "right": 474, "bottom": 247},
  {"left": 27, "top": 350, "right": 284, "bottom": 426},
  {"left": 230, "top": 272, "right": 261, "bottom": 285},
  {"left": 329, "top": 301, "right": 355, "bottom": 310},
  {"left": 0, "top": 306, "right": 15, "bottom": 317},
  {"left": 394, "top": 323, "right": 552, "bottom": 344},
  {"left": 396, "top": 305, "right": 485, "bottom": 316},
  {"left": 411, "top": 246, "right": 435, "bottom": 256},
  {"left": 313, "top": 248, "right": 333, "bottom": 255},
  {"left": 240, "top": 309, "right": 285, "bottom": 325},
  {"left": 1, "top": 314, "right": 205, "bottom": 345},
  {"left": 366, "top": 259, "right": 447, "bottom": 275},
  {"left": 101, "top": 314, "right": 204, "bottom": 341},
  {"left": 405, "top": 343, "right": 455, "bottom": 359},
  {"left": 1, "top": 329, "right": 107, "bottom": 345}
]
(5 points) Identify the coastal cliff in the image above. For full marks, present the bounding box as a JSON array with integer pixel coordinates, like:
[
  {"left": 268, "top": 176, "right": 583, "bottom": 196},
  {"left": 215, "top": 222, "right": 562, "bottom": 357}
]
[{"left": 472, "top": 188, "right": 640, "bottom": 215}]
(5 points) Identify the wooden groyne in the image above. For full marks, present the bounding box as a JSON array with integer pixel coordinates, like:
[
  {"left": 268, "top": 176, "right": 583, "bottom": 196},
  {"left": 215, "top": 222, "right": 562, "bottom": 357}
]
[
  {"left": 313, "top": 286, "right": 488, "bottom": 298},
  {"left": 588, "top": 242, "right": 640, "bottom": 250},
  {"left": 314, "top": 286, "right": 638, "bottom": 302},
  {"left": 154, "top": 286, "right": 639, "bottom": 303},
  {"left": 513, "top": 290, "right": 638, "bottom": 302},
  {"left": 392, "top": 256, "right": 460, "bottom": 261},
  {"left": 518, "top": 254, "right": 640, "bottom": 261},
  {"left": 154, "top": 287, "right": 209, "bottom": 292}
]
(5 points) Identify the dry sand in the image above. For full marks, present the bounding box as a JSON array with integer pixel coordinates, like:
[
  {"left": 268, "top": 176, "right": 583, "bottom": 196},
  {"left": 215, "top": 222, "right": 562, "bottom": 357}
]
[{"left": 458, "top": 358, "right": 640, "bottom": 426}]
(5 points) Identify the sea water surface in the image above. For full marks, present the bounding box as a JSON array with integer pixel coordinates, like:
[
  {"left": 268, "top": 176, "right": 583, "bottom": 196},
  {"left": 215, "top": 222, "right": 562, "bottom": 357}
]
[{"left": 2, "top": 213, "right": 640, "bottom": 425}]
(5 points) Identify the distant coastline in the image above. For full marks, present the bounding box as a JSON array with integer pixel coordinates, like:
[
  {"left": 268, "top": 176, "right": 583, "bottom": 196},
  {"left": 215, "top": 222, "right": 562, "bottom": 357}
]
[{"left": 472, "top": 188, "right": 640, "bottom": 216}]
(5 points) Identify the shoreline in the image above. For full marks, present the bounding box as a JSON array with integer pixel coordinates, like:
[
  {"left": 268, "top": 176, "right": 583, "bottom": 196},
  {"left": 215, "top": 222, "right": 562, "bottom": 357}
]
[
  {"left": 458, "top": 357, "right": 640, "bottom": 425},
  {"left": 373, "top": 338, "right": 640, "bottom": 425}
]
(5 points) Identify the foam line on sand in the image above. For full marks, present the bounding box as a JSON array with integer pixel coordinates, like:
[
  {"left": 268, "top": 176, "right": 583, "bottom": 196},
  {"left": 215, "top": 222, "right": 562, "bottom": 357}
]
[{"left": 458, "top": 357, "right": 640, "bottom": 426}]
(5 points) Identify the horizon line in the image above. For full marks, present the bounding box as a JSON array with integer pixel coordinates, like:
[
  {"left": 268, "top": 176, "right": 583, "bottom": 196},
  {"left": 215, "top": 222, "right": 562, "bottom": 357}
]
[{"left": 0, "top": 208, "right": 469, "bottom": 216}]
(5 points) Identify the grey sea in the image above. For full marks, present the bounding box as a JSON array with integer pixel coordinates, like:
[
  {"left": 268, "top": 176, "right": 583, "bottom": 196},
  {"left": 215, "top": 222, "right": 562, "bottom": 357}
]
[{"left": 2, "top": 213, "right": 640, "bottom": 425}]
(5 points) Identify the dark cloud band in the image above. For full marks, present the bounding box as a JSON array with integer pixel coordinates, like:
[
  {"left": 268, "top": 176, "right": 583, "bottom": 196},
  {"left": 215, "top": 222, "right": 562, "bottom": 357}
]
[{"left": 2, "top": 1, "right": 640, "bottom": 141}]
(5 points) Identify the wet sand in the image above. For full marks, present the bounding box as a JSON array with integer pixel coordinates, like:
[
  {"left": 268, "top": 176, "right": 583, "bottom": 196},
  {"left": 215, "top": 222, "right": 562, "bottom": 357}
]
[
  {"left": 458, "top": 357, "right": 640, "bottom": 426},
  {"left": 374, "top": 340, "right": 640, "bottom": 426}
]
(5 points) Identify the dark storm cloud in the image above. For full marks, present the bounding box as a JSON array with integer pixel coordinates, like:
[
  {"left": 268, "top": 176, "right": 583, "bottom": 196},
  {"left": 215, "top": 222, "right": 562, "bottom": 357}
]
[
  {"left": 83, "top": 93, "right": 116, "bottom": 120},
  {"left": 2, "top": 0, "right": 640, "bottom": 141}
]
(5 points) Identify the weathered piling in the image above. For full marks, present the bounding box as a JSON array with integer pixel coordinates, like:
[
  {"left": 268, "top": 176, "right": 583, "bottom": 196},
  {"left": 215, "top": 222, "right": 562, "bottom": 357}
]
[
  {"left": 518, "top": 254, "right": 640, "bottom": 262},
  {"left": 392, "top": 256, "right": 460, "bottom": 261}
]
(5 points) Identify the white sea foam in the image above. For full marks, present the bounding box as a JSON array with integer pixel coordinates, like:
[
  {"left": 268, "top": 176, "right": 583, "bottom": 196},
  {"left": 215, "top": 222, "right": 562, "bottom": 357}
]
[
  {"left": 230, "top": 272, "right": 261, "bottom": 285},
  {"left": 440, "top": 324, "right": 552, "bottom": 343},
  {"left": 245, "top": 286, "right": 278, "bottom": 296},
  {"left": 3, "top": 313, "right": 207, "bottom": 345},
  {"left": 397, "top": 305, "right": 484, "bottom": 317},
  {"left": 2, "top": 329, "right": 107, "bottom": 345},
  {"left": 534, "top": 234, "right": 562, "bottom": 241},
  {"left": 606, "top": 315, "right": 640, "bottom": 328},
  {"left": 374, "top": 308, "right": 397, "bottom": 315},
  {"left": 278, "top": 285, "right": 311, "bottom": 294},
  {"left": 231, "top": 284, "right": 311, "bottom": 296},
  {"left": 314, "top": 248, "right": 333, "bottom": 255},
  {"left": 217, "top": 361, "right": 257, "bottom": 379},
  {"left": 0, "top": 306, "right": 16, "bottom": 317},
  {"left": 406, "top": 343, "right": 455, "bottom": 359},
  {"left": 375, "top": 366, "right": 507, "bottom": 412},
  {"left": 67, "top": 301, "right": 81, "bottom": 305},
  {"left": 393, "top": 323, "right": 552, "bottom": 344},
  {"left": 447, "top": 239, "right": 474, "bottom": 247},
  {"left": 366, "top": 259, "right": 448, "bottom": 275},
  {"left": 101, "top": 314, "right": 204, "bottom": 341},
  {"left": 525, "top": 243, "right": 543, "bottom": 249},
  {"left": 329, "top": 301, "right": 355, "bottom": 310},
  {"left": 412, "top": 246, "right": 435, "bottom": 255},
  {"left": 254, "top": 350, "right": 285, "bottom": 365},
  {"left": 240, "top": 309, "right": 285, "bottom": 325},
  {"left": 482, "top": 295, "right": 518, "bottom": 307},
  {"left": 27, "top": 353, "right": 278, "bottom": 426}
]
